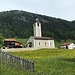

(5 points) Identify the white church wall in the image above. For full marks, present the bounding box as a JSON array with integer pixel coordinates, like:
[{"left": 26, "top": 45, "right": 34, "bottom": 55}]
[
  {"left": 35, "top": 39, "right": 50, "bottom": 48},
  {"left": 48, "top": 40, "right": 55, "bottom": 48}
]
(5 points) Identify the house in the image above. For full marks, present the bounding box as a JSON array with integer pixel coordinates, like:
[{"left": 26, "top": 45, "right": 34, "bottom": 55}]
[
  {"left": 3, "top": 39, "right": 22, "bottom": 48},
  {"left": 60, "top": 42, "right": 75, "bottom": 49},
  {"left": 15, "top": 41, "right": 22, "bottom": 48},
  {"left": 26, "top": 18, "right": 55, "bottom": 48}
]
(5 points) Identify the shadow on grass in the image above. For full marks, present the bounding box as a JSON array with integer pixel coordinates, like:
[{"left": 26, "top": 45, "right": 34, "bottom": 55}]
[{"left": 61, "top": 58, "right": 75, "bottom": 62}]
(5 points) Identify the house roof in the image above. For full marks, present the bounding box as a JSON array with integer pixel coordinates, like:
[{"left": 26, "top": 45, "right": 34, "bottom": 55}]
[
  {"left": 4, "top": 39, "right": 16, "bottom": 42},
  {"left": 60, "top": 42, "right": 73, "bottom": 46},
  {"left": 30, "top": 36, "right": 54, "bottom": 40},
  {"left": 15, "top": 41, "right": 22, "bottom": 44},
  {"left": 15, "top": 41, "right": 22, "bottom": 46}
]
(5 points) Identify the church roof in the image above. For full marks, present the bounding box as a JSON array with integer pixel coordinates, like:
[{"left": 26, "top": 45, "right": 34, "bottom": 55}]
[{"left": 30, "top": 36, "right": 54, "bottom": 40}]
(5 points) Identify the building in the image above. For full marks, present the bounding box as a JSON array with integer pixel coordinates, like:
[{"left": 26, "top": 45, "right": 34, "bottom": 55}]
[
  {"left": 26, "top": 18, "right": 55, "bottom": 48},
  {"left": 3, "top": 39, "right": 22, "bottom": 48},
  {"left": 60, "top": 42, "right": 75, "bottom": 49}
]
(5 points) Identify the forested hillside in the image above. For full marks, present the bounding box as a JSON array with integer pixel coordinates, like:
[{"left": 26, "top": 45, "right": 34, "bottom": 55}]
[{"left": 0, "top": 10, "right": 75, "bottom": 41}]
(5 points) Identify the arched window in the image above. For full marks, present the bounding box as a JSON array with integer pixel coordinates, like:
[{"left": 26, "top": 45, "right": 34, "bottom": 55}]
[
  {"left": 50, "top": 43, "right": 52, "bottom": 46},
  {"left": 45, "top": 42, "right": 46, "bottom": 45},
  {"left": 37, "top": 23, "right": 39, "bottom": 26},
  {"left": 39, "top": 42, "right": 40, "bottom": 45},
  {"left": 28, "top": 42, "right": 32, "bottom": 47}
]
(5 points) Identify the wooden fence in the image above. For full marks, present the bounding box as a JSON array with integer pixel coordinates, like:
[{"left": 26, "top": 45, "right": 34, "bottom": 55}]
[{"left": 0, "top": 50, "right": 34, "bottom": 72}]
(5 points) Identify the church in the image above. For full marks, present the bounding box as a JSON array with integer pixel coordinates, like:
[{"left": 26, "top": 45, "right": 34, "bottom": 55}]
[{"left": 26, "top": 18, "right": 55, "bottom": 48}]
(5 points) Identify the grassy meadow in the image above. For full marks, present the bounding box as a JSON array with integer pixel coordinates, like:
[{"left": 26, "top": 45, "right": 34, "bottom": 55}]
[{"left": 3, "top": 49, "right": 74, "bottom": 75}]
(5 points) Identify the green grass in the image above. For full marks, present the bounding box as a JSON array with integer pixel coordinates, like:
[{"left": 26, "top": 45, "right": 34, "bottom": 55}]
[
  {"left": 9, "top": 49, "right": 75, "bottom": 75},
  {"left": 0, "top": 64, "right": 35, "bottom": 75},
  {"left": 1, "top": 49, "right": 75, "bottom": 75}
]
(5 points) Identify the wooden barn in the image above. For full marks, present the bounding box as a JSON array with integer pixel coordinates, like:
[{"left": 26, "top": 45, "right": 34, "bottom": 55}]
[{"left": 3, "top": 39, "right": 22, "bottom": 48}]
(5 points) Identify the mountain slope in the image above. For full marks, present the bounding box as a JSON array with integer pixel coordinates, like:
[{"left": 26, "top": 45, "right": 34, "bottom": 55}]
[{"left": 0, "top": 10, "right": 75, "bottom": 41}]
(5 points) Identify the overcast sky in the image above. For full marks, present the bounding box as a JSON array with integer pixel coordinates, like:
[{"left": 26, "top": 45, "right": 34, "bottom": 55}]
[{"left": 0, "top": 0, "right": 75, "bottom": 21}]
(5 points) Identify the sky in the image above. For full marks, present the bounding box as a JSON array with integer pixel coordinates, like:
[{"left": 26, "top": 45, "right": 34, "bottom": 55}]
[{"left": 0, "top": 0, "right": 75, "bottom": 21}]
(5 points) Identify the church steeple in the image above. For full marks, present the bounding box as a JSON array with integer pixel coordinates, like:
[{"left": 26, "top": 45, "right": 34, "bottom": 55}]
[
  {"left": 33, "top": 18, "right": 42, "bottom": 37},
  {"left": 35, "top": 18, "right": 40, "bottom": 22}
]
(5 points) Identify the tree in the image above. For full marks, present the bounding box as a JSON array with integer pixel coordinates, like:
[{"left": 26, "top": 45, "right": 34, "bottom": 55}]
[{"left": 0, "top": 33, "right": 4, "bottom": 48}]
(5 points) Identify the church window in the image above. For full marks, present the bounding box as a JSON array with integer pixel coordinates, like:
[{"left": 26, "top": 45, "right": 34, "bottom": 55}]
[
  {"left": 45, "top": 42, "right": 46, "bottom": 45},
  {"left": 37, "top": 23, "right": 39, "bottom": 26},
  {"left": 39, "top": 42, "right": 40, "bottom": 45},
  {"left": 50, "top": 43, "right": 51, "bottom": 46}
]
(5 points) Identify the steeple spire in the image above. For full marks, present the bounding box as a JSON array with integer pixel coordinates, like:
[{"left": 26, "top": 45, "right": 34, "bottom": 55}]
[{"left": 35, "top": 18, "right": 40, "bottom": 22}]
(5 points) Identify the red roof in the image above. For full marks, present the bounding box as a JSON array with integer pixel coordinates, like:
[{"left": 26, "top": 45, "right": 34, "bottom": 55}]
[{"left": 61, "top": 42, "right": 72, "bottom": 46}]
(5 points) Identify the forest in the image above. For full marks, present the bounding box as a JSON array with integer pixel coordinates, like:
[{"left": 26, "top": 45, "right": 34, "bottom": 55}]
[{"left": 0, "top": 10, "right": 75, "bottom": 41}]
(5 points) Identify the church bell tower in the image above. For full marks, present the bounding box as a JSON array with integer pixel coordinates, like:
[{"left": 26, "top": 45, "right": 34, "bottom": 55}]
[{"left": 33, "top": 18, "right": 42, "bottom": 37}]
